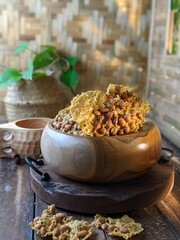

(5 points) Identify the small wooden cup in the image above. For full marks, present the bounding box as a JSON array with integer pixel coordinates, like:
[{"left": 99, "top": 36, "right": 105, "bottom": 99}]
[
  {"left": 41, "top": 119, "right": 162, "bottom": 183},
  {"left": 0, "top": 118, "right": 50, "bottom": 159}
]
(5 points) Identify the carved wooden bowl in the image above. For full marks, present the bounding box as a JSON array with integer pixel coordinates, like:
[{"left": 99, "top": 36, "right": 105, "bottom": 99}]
[
  {"left": 41, "top": 119, "right": 162, "bottom": 183},
  {"left": 0, "top": 118, "right": 50, "bottom": 158}
]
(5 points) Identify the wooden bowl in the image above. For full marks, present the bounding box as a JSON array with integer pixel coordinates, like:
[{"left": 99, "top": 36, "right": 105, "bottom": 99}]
[
  {"left": 0, "top": 118, "right": 50, "bottom": 159},
  {"left": 41, "top": 119, "right": 162, "bottom": 183}
]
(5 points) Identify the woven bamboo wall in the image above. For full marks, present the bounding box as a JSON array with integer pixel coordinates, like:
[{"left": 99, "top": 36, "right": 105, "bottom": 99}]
[
  {"left": 0, "top": 0, "right": 151, "bottom": 96},
  {"left": 148, "top": 0, "right": 180, "bottom": 148}
]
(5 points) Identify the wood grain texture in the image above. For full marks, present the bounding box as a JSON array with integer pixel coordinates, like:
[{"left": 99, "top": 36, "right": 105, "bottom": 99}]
[
  {"left": 156, "top": 172, "right": 180, "bottom": 238},
  {"left": 33, "top": 191, "right": 179, "bottom": 240},
  {"left": 162, "top": 136, "right": 180, "bottom": 174},
  {"left": 0, "top": 136, "right": 179, "bottom": 240},
  {"left": 41, "top": 120, "right": 162, "bottom": 183},
  {"left": 30, "top": 163, "right": 174, "bottom": 214},
  {"left": 0, "top": 134, "right": 180, "bottom": 240},
  {"left": 122, "top": 206, "right": 179, "bottom": 240},
  {"left": 34, "top": 196, "right": 107, "bottom": 240},
  {"left": 0, "top": 158, "right": 34, "bottom": 240},
  {"left": 0, "top": 118, "right": 50, "bottom": 158}
]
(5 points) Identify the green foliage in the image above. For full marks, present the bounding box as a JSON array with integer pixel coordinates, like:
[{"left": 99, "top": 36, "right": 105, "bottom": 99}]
[
  {"left": 171, "top": 1, "right": 180, "bottom": 55},
  {"left": 33, "top": 50, "right": 54, "bottom": 70},
  {"left": 0, "top": 68, "right": 22, "bottom": 87},
  {"left": 22, "top": 60, "right": 34, "bottom": 80},
  {"left": 0, "top": 43, "right": 79, "bottom": 93},
  {"left": 14, "top": 42, "right": 30, "bottom": 54},
  {"left": 32, "top": 72, "right": 47, "bottom": 78},
  {"left": 60, "top": 69, "right": 79, "bottom": 89},
  {"left": 174, "top": 9, "right": 180, "bottom": 28},
  {"left": 66, "top": 56, "right": 78, "bottom": 67},
  {"left": 172, "top": 41, "right": 178, "bottom": 54},
  {"left": 41, "top": 45, "right": 57, "bottom": 52},
  {"left": 171, "top": 0, "right": 180, "bottom": 11}
]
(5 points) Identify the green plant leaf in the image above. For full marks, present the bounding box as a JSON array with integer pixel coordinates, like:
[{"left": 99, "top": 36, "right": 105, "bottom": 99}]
[
  {"left": 41, "top": 45, "right": 57, "bottom": 51},
  {"left": 14, "top": 42, "right": 30, "bottom": 55},
  {"left": 66, "top": 56, "right": 78, "bottom": 67},
  {"left": 32, "top": 72, "right": 47, "bottom": 78},
  {"left": 0, "top": 74, "right": 3, "bottom": 84},
  {"left": 171, "top": 0, "right": 180, "bottom": 11},
  {"left": 60, "top": 69, "right": 79, "bottom": 89},
  {"left": 172, "top": 41, "right": 178, "bottom": 54},
  {"left": 22, "top": 60, "right": 34, "bottom": 80},
  {"left": 33, "top": 49, "right": 55, "bottom": 71},
  {"left": 0, "top": 68, "right": 22, "bottom": 87}
]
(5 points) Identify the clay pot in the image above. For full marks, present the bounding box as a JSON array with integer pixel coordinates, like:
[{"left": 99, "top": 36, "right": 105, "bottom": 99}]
[{"left": 40, "top": 119, "right": 162, "bottom": 183}]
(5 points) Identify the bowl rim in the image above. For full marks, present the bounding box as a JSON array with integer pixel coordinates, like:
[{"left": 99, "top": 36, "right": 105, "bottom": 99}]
[
  {"left": 15, "top": 117, "right": 51, "bottom": 130},
  {"left": 47, "top": 118, "right": 155, "bottom": 139}
]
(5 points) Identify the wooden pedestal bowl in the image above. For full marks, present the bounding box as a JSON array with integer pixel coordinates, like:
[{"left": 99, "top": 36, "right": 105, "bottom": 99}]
[{"left": 40, "top": 119, "right": 162, "bottom": 183}]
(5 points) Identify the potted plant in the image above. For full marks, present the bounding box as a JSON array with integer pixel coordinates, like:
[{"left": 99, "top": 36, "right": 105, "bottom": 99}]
[{"left": 0, "top": 43, "right": 79, "bottom": 121}]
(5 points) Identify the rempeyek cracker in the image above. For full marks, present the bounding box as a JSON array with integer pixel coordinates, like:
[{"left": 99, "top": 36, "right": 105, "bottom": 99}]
[
  {"left": 92, "top": 214, "right": 144, "bottom": 240},
  {"left": 29, "top": 204, "right": 74, "bottom": 239},
  {"left": 52, "top": 84, "right": 150, "bottom": 137},
  {"left": 68, "top": 220, "right": 93, "bottom": 240},
  {"left": 30, "top": 205, "right": 144, "bottom": 240},
  {"left": 70, "top": 90, "right": 107, "bottom": 136},
  {"left": 29, "top": 204, "right": 93, "bottom": 240}
]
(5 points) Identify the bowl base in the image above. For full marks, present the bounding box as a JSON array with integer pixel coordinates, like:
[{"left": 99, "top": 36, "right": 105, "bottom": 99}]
[{"left": 30, "top": 163, "right": 174, "bottom": 214}]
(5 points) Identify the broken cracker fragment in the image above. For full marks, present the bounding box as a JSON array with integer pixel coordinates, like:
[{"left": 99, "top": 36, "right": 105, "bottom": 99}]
[
  {"left": 30, "top": 204, "right": 94, "bottom": 240},
  {"left": 92, "top": 214, "right": 143, "bottom": 240},
  {"left": 30, "top": 205, "right": 144, "bottom": 240},
  {"left": 68, "top": 219, "right": 93, "bottom": 240}
]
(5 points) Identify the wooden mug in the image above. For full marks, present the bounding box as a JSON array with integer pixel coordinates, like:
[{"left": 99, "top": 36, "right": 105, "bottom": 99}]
[{"left": 0, "top": 118, "right": 50, "bottom": 159}]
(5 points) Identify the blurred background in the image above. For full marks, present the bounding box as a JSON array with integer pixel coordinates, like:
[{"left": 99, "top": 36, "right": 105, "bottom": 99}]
[{"left": 0, "top": 0, "right": 179, "bottom": 148}]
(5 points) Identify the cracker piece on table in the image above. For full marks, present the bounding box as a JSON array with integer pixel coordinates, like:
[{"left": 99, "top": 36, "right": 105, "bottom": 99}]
[
  {"left": 30, "top": 204, "right": 94, "bottom": 240},
  {"left": 92, "top": 214, "right": 144, "bottom": 240}
]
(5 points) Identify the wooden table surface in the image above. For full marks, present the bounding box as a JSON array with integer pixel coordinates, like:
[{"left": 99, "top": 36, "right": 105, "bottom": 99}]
[{"left": 0, "top": 136, "right": 180, "bottom": 240}]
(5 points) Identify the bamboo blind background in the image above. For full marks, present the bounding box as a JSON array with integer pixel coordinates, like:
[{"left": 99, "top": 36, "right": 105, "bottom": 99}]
[
  {"left": 148, "top": 0, "right": 180, "bottom": 148},
  {"left": 0, "top": 0, "right": 151, "bottom": 96}
]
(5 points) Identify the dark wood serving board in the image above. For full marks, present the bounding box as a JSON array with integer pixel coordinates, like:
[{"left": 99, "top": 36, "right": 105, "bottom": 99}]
[{"left": 30, "top": 163, "right": 174, "bottom": 214}]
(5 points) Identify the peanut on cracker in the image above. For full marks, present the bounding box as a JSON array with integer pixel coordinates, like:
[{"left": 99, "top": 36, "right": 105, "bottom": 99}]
[
  {"left": 30, "top": 205, "right": 144, "bottom": 240},
  {"left": 52, "top": 84, "right": 150, "bottom": 137}
]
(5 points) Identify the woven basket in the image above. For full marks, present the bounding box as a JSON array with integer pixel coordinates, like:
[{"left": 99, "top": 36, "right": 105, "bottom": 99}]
[{"left": 4, "top": 77, "right": 72, "bottom": 122}]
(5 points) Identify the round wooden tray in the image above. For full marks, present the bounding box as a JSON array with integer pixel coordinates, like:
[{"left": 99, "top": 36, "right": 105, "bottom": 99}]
[{"left": 30, "top": 163, "right": 174, "bottom": 214}]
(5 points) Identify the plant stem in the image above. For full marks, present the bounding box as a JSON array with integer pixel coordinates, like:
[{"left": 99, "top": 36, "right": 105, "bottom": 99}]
[
  {"left": 70, "top": 87, "right": 76, "bottom": 96},
  {"left": 27, "top": 48, "right": 38, "bottom": 54},
  {"left": 18, "top": 57, "right": 21, "bottom": 71},
  {"left": 53, "top": 50, "right": 60, "bottom": 59}
]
